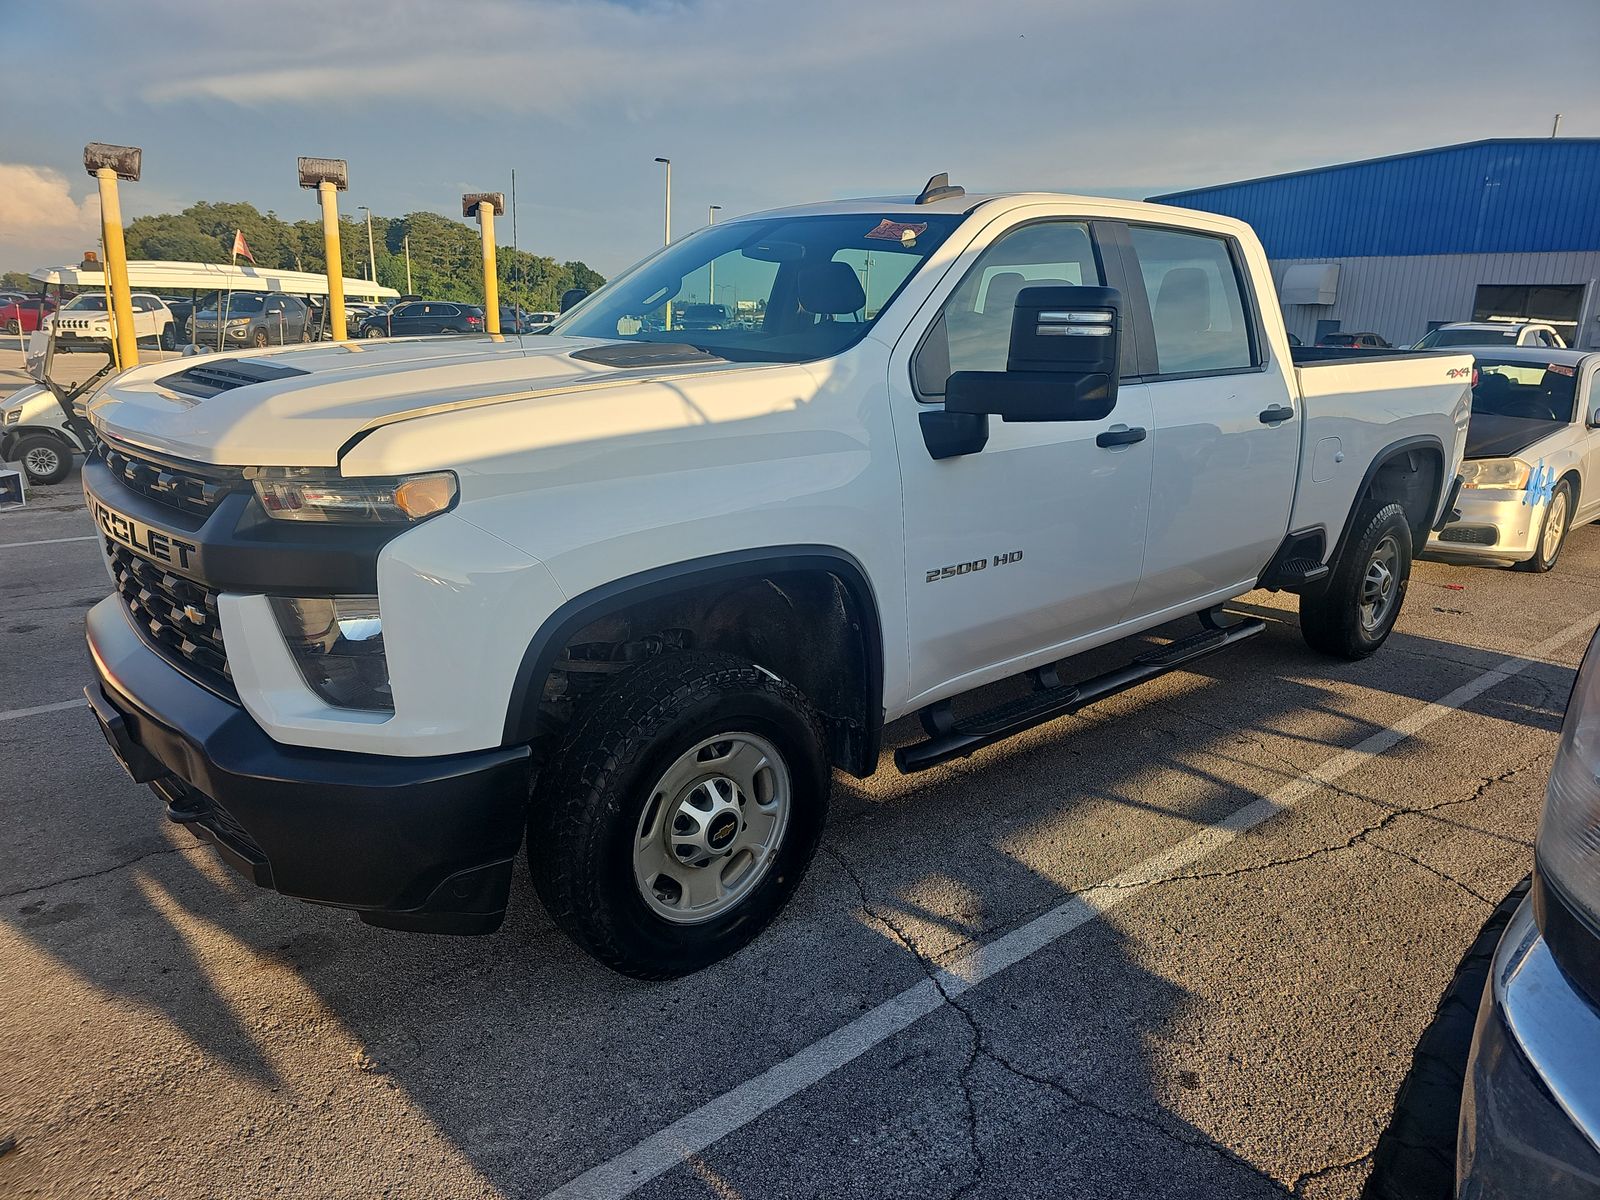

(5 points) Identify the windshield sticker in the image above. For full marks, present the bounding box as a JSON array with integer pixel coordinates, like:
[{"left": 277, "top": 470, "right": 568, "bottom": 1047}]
[
  {"left": 1547, "top": 363, "right": 1576, "bottom": 377},
  {"left": 866, "top": 219, "right": 928, "bottom": 247}
]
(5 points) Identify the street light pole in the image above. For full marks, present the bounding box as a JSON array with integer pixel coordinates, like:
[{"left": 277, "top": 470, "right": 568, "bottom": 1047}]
[
  {"left": 358, "top": 205, "right": 377, "bottom": 285},
  {"left": 655, "top": 157, "right": 672, "bottom": 329},
  {"left": 297, "top": 157, "right": 348, "bottom": 341},
  {"left": 708, "top": 204, "right": 721, "bottom": 306},
  {"left": 83, "top": 143, "right": 141, "bottom": 370}
]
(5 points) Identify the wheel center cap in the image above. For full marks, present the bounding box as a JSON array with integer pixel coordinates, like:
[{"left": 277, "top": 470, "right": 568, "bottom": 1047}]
[{"left": 707, "top": 813, "right": 739, "bottom": 850}]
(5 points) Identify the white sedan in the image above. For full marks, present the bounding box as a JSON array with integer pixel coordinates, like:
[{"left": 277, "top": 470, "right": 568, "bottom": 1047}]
[{"left": 1428, "top": 348, "right": 1599, "bottom": 571}]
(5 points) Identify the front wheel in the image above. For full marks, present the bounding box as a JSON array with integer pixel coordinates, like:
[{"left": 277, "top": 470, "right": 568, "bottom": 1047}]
[
  {"left": 528, "top": 651, "right": 830, "bottom": 979},
  {"left": 1300, "top": 500, "right": 1412, "bottom": 659},
  {"left": 14, "top": 435, "right": 72, "bottom": 485},
  {"left": 363, "top": 326, "right": 386, "bottom": 339},
  {"left": 1514, "top": 479, "right": 1572, "bottom": 573}
]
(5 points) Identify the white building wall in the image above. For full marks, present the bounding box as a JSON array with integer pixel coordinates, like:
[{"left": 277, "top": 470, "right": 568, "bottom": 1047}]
[{"left": 1268, "top": 251, "right": 1600, "bottom": 349}]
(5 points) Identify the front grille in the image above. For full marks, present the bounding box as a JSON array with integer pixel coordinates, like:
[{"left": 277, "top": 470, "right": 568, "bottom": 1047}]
[
  {"left": 1438, "top": 525, "right": 1498, "bottom": 546},
  {"left": 98, "top": 439, "right": 240, "bottom": 517},
  {"left": 108, "top": 542, "right": 231, "bottom": 689}
]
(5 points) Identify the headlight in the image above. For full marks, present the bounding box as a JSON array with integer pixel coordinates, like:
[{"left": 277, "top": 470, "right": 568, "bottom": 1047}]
[
  {"left": 2, "top": 408, "right": 18, "bottom": 426},
  {"left": 1459, "top": 458, "right": 1531, "bottom": 490},
  {"left": 228, "top": 317, "right": 251, "bottom": 326},
  {"left": 1537, "top": 628, "right": 1600, "bottom": 957},
  {"left": 269, "top": 595, "right": 391, "bottom": 710},
  {"left": 249, "top": 467, "right": 457, "bottom": 524}
]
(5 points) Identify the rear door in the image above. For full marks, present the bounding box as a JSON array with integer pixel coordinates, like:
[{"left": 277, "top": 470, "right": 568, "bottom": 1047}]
[{"left": 1117, "top": 221, "right": 1298, "bottom": 619}]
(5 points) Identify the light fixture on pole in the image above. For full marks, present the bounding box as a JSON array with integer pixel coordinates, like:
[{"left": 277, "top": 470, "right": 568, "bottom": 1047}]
[
  {"left": 83, "top": 142, "right": 141, "bottom": 369},
  {"left": 463, "top": 192, "right": 506, "bottom": 335},
  {"left": 298, "top": 157, "right": 349, "bottom": 341}
]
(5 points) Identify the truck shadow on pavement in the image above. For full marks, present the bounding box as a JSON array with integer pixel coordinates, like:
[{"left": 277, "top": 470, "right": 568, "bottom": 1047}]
[{"left": 0, "top": 605, "right": 1579, "bottom": 1198}]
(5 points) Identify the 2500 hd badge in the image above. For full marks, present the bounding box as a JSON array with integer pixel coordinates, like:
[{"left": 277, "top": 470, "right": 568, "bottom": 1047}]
[{"left": 91, "top": 498, "right": 199, "bottom": 571}]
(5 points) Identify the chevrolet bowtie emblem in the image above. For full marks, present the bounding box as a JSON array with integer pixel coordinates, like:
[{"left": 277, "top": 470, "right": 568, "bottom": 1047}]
[{"left": 181, "top": 604, "right": 206, "bottom": 624}]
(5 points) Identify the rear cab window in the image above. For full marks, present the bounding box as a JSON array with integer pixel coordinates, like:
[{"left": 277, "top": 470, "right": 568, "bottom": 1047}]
[{"left": 1126, "top": 225, "right": 1257, "bottom": 376}]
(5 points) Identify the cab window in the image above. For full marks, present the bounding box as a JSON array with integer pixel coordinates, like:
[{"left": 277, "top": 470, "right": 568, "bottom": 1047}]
[
  {"left": 913, "top": 221, "right": 1102, "bottom": 399},
  {"left": 1128, "top": 225, "right": 1256, "bottom": 376}
]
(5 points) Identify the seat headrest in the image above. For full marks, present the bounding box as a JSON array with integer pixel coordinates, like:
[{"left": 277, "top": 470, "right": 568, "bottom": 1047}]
[
  {"left": 798, "top": 261, "right": 866, "bottom": 316},
  {"left": 1154, "top": 266, "right": 1211, "bottom": 334},
  {"left": 984, "top": 272, "right": 1027, "bottom": 313}
]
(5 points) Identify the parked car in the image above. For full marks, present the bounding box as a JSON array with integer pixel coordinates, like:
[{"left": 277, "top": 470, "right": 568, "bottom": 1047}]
[
  {"left": 1286, "top": 330, "right": 1303, "bottom": 347},
  {"left": 1427, "top": 348, "right": 1597, "bottom": 572},
  {"left": 188, "top": 292, "right": 313, "bottom": 348},
  {"left": 358, "top": 300, "right": 484, "bottom": 338},
  {"left": 1365, "top": 625, "right": 1600, "bottom": 1200},
  {"left": 45, "top": 291, "right": 175, "bottom": 351},
  {"left": 0, "top": 382, "right": 90, "bottom": 484},
  {"left": 77, "top": 182, "right": 1471, "bottom": 977},
  {"left": 1316, "top": 331, "right": 1392, "bottom": 349},
  {"left": 1, "top": 296, "right": 57, "bottom": 335},
  {"left": 1412, "top": 321, "right": 1567, "bottom": 350}
]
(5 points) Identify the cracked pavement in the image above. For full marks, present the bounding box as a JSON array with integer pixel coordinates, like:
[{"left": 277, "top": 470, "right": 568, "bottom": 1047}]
[{"left": 1, "top": 481, "right": 1596, "bottom": 1200}]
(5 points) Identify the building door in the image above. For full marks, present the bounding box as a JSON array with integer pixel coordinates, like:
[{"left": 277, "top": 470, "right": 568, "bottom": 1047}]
[
  {"left": 1473, "top": 284, "right": 1585, "bottom": 347},
  {"left": 1314, "top": 318, "right": 1341, "bottom": 344}
]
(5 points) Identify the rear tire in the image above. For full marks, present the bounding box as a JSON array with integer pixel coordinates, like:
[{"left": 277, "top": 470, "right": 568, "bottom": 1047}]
[
  {"left": 1362, "top": 877, "right": 1530, "bottom": 1200},
  {"left": 15, "top": 435, "right": 72, "bottom": 485},
  {"left": 1514, "top": 479, "right": 1571, "bottom": 573},
  {"left": 1300, "top": 500, "right": 1412, "bottom": 659},
  {"left": 528, "top": 650, "right": 830, "bottom": 979},
  {"left": 4, "top": 319, "right": 18, "bottom": 335}
]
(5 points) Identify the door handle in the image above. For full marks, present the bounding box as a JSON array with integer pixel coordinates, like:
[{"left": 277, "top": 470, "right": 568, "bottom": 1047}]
[
  {"left": 1096, "top": 426, "right": 1147, "bottom": 448},
  {"left": 1259, "top": 405, "right": 1294, "bottom": 424}
]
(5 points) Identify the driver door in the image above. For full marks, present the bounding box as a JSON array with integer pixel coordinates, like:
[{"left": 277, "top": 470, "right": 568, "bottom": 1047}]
[{"left": 888, "top": 216, "right": 1153, "bottom": 706}]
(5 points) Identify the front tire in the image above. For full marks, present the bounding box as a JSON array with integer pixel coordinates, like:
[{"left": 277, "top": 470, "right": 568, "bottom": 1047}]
[
  {"left": 1300, "top": 500, "right": 1412, "bottom": 659},
  {"left": 363, "top": 326, "right": 386, "bottom": 339},
  {"left": 528, "top": 651, "right": 830, "bottom": 979},
  {"left": 15, "top": 435, "right": 72, "bottom": 485},
  {"left": 1514, "top": 479, "right": 1572, "bottom": 573}
]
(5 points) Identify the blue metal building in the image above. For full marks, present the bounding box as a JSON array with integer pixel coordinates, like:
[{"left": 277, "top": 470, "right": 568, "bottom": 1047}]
[{"left": 1150, "top": 139, "right": 1600, "bottom": 349}]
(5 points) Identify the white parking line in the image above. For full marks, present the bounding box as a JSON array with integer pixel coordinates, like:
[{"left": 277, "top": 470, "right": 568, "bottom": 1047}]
[
  {"left": 0, "top": 535, "right": 96, "bottom": 550},
  {"left": 0, "top": 698, "right": 84, "bottom": 723},
  {"left": 542, "top": 613, "right": 1599, "bottom": 1200}
]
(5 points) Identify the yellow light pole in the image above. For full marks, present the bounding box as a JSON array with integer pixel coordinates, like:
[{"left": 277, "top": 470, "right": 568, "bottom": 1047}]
[
  {"left": 83, "top": 143, "right": 141, "bottom": 370},
  {"left": 298, "top": 157, "right": 349, "bottom": 341},
  {"left": 463, "top": 192, "right": 506, "bottom": 334}
]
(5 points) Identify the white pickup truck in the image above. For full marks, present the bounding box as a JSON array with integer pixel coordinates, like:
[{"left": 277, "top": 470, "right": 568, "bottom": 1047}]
[{"left": 79, "top": 178, "right": 1471, "bottom": 977}]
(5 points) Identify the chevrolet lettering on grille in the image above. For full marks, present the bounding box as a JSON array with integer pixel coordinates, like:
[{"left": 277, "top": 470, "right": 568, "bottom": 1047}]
[{"left": 92, "top": 498, "right": 201, "bottom": 573}]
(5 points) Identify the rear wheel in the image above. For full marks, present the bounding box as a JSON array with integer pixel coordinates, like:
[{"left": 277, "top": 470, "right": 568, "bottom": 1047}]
[
  {"left": 1300, "top": 500, "right": 1412, "bottom": 659},
  {"left": 4, "top": 319, "right": 18, "bottom": 335},
  {"left": 1514, "top": 479, "right": 1572, "bottom": 573},
  {"left": 15, "top": 435, "right": 72, "bottom": 485},
  {"left": 528, "top": 650, "right": 829, "bottom": 979}
]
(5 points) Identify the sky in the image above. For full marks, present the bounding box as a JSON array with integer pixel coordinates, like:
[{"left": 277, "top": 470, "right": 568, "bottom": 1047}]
[{"left": 4, "top": 0, "right": 1598, "bottom": 279}]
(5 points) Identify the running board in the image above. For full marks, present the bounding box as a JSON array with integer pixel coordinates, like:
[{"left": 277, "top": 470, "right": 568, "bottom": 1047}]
[{"left": 894, "top": 618, "right": 1266, "bottom": 773}]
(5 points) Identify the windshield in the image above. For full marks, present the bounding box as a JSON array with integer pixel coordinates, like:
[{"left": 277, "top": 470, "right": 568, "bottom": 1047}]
[
  {"left": 1471, "top": 359, "right": 1579, "bottom": 422},
  {"left": 62, "top": 294, "right": 109, "bottom": 311},
  {"left": 201, "top": 294, "right": 266, "bottom": 316},
  {"left": 551, "top": 212, "right": 963, "bottom": 362},
  {"left": 1417, "top": 327, "right": 1517, "bottom": 348}
]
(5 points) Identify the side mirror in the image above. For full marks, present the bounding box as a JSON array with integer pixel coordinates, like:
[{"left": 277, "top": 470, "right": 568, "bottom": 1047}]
[
  {"left": 559, "top": 287, "right": 589, "bottom": 314},
  {"left": 1590, "top": 406, "right": 1600, "bottom": 429},
  {"left": 944, "top": 286, "right": 1120, "bottom": 422}
]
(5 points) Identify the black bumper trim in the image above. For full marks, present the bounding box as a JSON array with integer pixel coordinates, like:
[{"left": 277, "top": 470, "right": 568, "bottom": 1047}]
[{"left": 87, "top": 597, "right": 531, "bottom": 932}]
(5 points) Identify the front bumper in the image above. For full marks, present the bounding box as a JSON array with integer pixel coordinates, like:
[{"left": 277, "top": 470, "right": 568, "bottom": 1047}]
[
  {"left": 1458, "top": 897, "right": 1600, "bottom": 1197},
  {"left": 85, "top": 595, "right": 532, "bottom": 933},
  {"left": 1426, "top": 489, "right": 1543, "bottom": 563}
]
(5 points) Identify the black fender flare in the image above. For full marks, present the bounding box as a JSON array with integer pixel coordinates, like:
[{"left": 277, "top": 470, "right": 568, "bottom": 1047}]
[
  {"left": 501, "top": 545, "right": 886, "bottom": 774},
  {"left": 1328, "top": 434, "right": 1448, "bottom": 567}
]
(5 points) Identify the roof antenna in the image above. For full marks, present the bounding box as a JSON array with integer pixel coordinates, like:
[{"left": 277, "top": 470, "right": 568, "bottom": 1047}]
[{"left": 915, "top": 172, "right": 965, "bottom": 205}]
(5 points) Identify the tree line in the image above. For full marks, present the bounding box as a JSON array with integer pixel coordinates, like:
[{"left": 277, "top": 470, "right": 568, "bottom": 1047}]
[{"left": 5, "top": 202, "right": 606, "bottom": 312}]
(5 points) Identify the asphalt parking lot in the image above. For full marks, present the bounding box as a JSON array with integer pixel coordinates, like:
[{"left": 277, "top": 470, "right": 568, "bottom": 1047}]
[{"left": 1, "top": 471, "right": 1595, "bottom": 1199}]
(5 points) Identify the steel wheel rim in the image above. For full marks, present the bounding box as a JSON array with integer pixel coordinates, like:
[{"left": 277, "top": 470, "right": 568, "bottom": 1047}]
[
  {"left": 1359, "top": 534, "right": 1401, "bottom": 633},
  {"left": 633, "top": 731, "right": 791, "bottom": 925},
  {"left": 1542, "top": 490, "right": 1569, "bottom": 561},
  {"left": 23, "top": 446, "right": 60, "bottom": 476}
]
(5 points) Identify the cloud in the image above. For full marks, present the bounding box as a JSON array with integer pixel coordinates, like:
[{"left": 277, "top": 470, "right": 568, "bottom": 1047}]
[{"left": 0, "top": 164, "right": 100, "bottom": 269}]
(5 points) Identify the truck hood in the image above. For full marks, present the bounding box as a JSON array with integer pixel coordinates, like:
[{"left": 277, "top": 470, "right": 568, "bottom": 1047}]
[{"left": 85, "top": 335, "right": 760, "bottom": 467}]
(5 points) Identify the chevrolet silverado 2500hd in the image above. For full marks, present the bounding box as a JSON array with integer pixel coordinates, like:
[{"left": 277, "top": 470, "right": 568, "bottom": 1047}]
[{"left": 80, "top": 178, "right": 1472, "bottom": 977}]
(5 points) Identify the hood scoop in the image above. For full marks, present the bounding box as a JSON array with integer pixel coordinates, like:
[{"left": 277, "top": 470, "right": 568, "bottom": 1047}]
[
  {"left": 159, "top": 358, "right": 310, "bottom": 399},
  {"left": 569, "top": 342, "right": 722, "bottom": 369}
]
